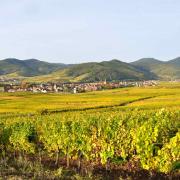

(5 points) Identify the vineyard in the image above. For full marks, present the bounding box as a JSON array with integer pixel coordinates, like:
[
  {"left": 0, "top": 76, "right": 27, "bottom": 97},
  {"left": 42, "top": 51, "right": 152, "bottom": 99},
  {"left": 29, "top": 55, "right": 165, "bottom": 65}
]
[{"left": 0, "top": 82, "right": 180, "bottom": 179}]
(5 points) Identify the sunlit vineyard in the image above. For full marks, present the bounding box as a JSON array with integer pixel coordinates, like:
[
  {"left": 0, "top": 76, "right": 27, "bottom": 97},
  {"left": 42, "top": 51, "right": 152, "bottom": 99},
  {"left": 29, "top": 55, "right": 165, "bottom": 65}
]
[{"left": 0, "top": 82, "right": 180, "bottom": 179}]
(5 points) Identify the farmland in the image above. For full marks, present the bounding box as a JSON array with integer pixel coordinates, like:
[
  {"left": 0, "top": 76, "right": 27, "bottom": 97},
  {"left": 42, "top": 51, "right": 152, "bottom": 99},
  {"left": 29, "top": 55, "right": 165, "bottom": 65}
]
[
  {"left": 0, "top": 82, "right": 180, "bottom": 113},
  {"left": 0, "top": 82, "right": 180, "bottom": 179}
]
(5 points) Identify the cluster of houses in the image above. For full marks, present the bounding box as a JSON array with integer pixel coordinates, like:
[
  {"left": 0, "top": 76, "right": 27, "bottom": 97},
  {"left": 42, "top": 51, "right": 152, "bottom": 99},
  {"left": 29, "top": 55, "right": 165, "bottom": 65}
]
[{"left": 1, "top": 80, "right": 158, "bottom": 93}]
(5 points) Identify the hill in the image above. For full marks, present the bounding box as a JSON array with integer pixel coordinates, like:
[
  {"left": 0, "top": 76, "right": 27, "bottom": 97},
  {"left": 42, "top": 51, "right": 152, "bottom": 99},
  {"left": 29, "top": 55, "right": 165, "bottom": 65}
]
[
  {"left": 26, "top": 59, "right": 155, "bottom": 83},
  {"left": 0, "top": 57, "right": 179, "bottom": 82},
  {"left": 59, "top": 59, "right": 153, "bottom": 81},
  {"left": 0, "top": 58, "right": 67, "bottom": 77},
  {"left": 167, "top": 57, "right": 180, "bottom": 66},
  {"left": 132, "top": 58, "right": 180, "bottom": 80}
]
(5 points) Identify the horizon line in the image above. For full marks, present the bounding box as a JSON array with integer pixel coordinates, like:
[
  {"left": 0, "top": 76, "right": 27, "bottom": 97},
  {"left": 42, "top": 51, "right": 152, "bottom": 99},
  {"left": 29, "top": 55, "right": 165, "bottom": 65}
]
[{"left": 0, "top": 56, "right": 180, "bottom": 64}]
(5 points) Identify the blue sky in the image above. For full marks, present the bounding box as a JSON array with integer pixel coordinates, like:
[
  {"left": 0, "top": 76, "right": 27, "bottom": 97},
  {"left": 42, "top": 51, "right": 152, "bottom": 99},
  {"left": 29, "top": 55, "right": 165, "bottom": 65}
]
[{"left": 1, "top": 0, "right": 180, "bottom": 63}]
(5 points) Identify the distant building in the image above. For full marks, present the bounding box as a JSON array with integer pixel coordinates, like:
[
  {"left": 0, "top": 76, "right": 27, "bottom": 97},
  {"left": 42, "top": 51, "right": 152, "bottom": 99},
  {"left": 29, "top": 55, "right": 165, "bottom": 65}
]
[
  {"left": 4, "top": 84, "right": 13, "bottom": 92},
  {"left": 73, "top": 87, "right": 77, "bottom": 94}
]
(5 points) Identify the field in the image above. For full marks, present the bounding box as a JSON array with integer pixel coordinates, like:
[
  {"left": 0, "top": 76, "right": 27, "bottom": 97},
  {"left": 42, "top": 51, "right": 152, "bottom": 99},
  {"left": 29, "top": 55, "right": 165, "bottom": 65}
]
[
  {"left": 0, "top": 82, "right": 180, "bottom": 179},
  {"left": 0, "top": 82, "right": 180, "bottom": 114}
]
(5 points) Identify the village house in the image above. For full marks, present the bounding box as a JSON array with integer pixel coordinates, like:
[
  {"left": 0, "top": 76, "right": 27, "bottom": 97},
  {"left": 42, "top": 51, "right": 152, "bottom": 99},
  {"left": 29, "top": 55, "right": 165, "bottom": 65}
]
[{"left": 2, "top": 80, "right": 158, "bottom": 93}]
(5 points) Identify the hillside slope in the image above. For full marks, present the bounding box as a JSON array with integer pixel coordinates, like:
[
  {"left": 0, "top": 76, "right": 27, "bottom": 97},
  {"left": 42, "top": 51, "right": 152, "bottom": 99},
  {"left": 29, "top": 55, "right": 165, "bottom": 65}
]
[
  {"left": 26, "top": 59, "right": 156, "bottom": 82},
  {"left": 132, "top": 58, "right": 180, "bottom": 80},
  {"left": 0, "top": 57, "right": 179, "bottom": 82},
  {"left": 0, "top": 58, "right": 67, "bottom": 77},
  {"left": 63, "top": 59, "right": 154, "bottom": 81}
]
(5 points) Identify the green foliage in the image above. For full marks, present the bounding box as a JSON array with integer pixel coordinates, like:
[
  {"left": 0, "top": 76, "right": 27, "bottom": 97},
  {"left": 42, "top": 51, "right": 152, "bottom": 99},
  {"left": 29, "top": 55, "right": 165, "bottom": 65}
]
[
  {"left": 0, "top": 85, "right": 179, "bottom": 174},
  {"left": 0, "top": 108, "right": 179, "bottom": 173},
  {"left": 9, "top": 122, "right": 36, "bottom": 153},
  {"left": 133, "top": 109, "right": 179, "bottom": 170},
  {"left": 156, "top": 132, "right": 180, "bottom": 173}
]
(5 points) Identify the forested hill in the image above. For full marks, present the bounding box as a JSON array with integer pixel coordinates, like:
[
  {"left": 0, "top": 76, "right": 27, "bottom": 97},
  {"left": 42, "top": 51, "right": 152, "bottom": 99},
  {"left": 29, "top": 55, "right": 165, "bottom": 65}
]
[{"left": 0, "top": 57, "right": 179, "bottom": 82}]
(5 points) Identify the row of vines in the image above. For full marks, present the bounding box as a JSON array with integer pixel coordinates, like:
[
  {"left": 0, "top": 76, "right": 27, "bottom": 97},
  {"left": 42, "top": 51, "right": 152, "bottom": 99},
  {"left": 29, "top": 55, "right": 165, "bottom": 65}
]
[{"left": 0, "top": 109, "right": 179, "bottom": 173}]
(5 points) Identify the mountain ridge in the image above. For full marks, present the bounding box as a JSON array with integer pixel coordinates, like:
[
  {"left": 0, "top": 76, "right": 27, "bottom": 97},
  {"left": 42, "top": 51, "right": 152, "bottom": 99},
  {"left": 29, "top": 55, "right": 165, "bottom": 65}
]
[
  {"left": 0, "top": 57, "right": 179, "bottom": 82},
  {"left": 0, "top": 58, "right": 69, "bottom": 77},
  {"left": 132, "top": 58, "right": 180, "bottom": 80}
]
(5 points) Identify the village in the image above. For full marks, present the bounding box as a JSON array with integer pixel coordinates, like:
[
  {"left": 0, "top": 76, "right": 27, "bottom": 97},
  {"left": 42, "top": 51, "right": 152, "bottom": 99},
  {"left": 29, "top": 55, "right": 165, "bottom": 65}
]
[{"left": 0, "top": 80, "right": 158, "bottom": 93}]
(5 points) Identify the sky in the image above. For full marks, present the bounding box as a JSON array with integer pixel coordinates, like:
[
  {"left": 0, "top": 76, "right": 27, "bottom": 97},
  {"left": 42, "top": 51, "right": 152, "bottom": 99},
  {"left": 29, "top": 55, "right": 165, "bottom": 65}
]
[{"left": 0, "top": 0, "right": 180, "bottom": 63}]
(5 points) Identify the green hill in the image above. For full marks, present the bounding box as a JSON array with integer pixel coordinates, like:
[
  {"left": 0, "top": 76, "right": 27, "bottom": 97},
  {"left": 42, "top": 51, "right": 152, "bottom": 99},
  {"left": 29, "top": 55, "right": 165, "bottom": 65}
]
[
  {"left": 26, "top": 59, "right": 155, "bottom": 83},
  {"left": 63, "top": 59, "right": 152, "bottom": 82},
  {"left": 0, "top": 58, "right": 67, "bottom": 77},
  {"left": 167, "top": 57, "right": 180, "bottom": 66},
  {"left": 132, "top": 58, "right": 180, "bottom": 80},
  {"left": 0, "top": 57, "right": 179, "bottom": 82}
]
